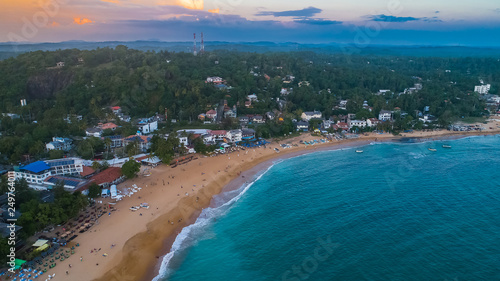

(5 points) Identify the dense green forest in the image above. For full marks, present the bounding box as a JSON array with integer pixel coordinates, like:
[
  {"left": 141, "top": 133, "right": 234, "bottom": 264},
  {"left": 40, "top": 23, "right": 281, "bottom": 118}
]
[{"left": 0, "top": 46, "right": 498, "bottom": 164}]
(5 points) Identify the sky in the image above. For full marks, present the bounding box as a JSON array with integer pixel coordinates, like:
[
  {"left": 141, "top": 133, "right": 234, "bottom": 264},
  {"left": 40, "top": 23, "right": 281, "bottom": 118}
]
[{"left": 1, "top": 0, "right": 500, "bottom": 46}]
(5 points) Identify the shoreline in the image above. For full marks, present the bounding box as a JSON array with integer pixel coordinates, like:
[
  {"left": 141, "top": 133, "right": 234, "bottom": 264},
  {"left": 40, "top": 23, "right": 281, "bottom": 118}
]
[
  {"left": 134, "top": 129, "right": 500, "bottom": 281},
  {"left": 28, "top": 125, "right": 498, "bottom": 281}
]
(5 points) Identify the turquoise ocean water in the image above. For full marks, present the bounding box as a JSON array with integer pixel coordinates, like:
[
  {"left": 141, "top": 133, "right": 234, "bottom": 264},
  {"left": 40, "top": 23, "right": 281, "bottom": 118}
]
[{"left": 154, "top": 135, "right": 500, "bottom": 281}]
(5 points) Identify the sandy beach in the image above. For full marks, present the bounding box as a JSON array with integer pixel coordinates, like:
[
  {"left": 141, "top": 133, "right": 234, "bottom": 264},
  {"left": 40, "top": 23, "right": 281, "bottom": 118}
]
[{"left": 25, "top": 120, "right": 500, "bottom": 281}]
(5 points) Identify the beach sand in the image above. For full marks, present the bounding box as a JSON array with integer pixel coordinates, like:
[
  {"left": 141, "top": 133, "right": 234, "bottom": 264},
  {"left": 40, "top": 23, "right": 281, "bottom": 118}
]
[{"left": 36, "top": 120, "right": 500, "bottom": 281}]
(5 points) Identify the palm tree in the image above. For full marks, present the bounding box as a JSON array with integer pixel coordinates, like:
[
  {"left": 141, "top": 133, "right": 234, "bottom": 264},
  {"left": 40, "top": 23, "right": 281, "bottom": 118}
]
[
  {"left": 104, "top": 137, "right": 112, "bottom": 158},
  {"left": 91, "top": 161, "right": 101, "bottom": 171}
]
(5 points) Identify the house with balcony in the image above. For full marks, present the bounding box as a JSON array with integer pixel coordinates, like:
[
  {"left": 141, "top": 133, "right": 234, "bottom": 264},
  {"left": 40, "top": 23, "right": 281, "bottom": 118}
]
[
  {"left": 206, "top": 110, "right": 217, "bottom": 120},
  {"left": 86, "top": 127, "right": 103, "bottom": 137},
  {"left": 46, "top": 137, "right": 73, "bottom": 151},
  {"left": 378, "top": 110, "right": 392, "bottom": 121},
  {"left": 367, "top": 118, "right": 381, "bottom": 127},
  {"left": 124, "top": 135, "right": 153, "bottom": 152},
  {"left": 349, "top": 120, "right": 367, "bottom": 129},
  {"left": 301, "top": 111, "right": 322, "bottom": 121},
  {"left": 211, "top": 130, "right": 228, "bottom": 142},
  {"left": 136, "top": 118, "right": 158, "bottom": 135},
  {"left": 242, "top": 129, "right": 256, "bottom": 141},
  {"left": 295, "top": 121, "right": 309, "bottom": 131},
  {"left": 228, "top": 129, "right": 242, "bottom": 143},
  {"left": 14, "top": 158, "right": 84, "bottom": 190}
]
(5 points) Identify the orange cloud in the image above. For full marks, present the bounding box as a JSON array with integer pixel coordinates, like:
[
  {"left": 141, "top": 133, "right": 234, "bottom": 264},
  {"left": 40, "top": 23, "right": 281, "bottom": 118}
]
[
  {"left": 208, "top": 8, "right": 219, "bottom": 14},
  {"left": 174, "top": 0, "right": 203, "bottom": 10},
  {"left": 101, "top": 0, "right": 120, "bottom": 3},
  {"left": 74, "top": 18, "right": 94, "bottom": 25},
  {"left": 51, "top": 22, "right": 60, "bottom": 27}
]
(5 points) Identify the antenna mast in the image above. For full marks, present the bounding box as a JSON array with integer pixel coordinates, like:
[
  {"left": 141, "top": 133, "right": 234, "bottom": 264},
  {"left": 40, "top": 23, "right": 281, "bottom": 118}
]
[
  {"left": 201, "top": 32, "right": 205, "bottom": 55},
  {"left": 193, "top": 33, "right": 197, "bottom": 56}
]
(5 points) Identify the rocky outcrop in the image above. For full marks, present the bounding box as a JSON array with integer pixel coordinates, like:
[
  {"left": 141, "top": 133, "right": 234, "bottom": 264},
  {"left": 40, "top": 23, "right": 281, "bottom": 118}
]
[{"left": 26, "top": 69, "right": 74, "bottom": 99}]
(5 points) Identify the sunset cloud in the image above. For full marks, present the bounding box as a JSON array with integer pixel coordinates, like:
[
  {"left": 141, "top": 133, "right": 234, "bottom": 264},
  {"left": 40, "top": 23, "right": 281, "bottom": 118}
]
[
  {"left": 208, "top": 8, "right": 219, "bottom": 14},
  {"left": 74, "top": 18, "right": 95, "bottom": 25},
  {"left": 176, "top": 0, "right": 203, "bottom": 10},
  {"left": 156, "top": 0, "right": 203, "bottom": 10},
  {"left": 101, "top": 0, "right": 120, "bottom": 3},
  {"left": 51, "top": 22, "right": 60, "bottom": 27}
]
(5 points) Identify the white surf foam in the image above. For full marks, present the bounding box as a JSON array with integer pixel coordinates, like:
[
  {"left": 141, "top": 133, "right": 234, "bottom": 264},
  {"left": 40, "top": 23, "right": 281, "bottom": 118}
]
[{"left": 152, "top": 163, "right": 277, "bottom": 281}]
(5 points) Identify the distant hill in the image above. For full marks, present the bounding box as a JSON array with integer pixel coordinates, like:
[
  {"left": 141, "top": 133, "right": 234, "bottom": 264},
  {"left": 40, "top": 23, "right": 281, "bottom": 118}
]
[{"left": 1, "top": 41, "right": 500, "bottom": 60}]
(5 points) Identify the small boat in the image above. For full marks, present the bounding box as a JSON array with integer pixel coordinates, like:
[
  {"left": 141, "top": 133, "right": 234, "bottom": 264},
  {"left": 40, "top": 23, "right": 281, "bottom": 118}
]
[
  {"left": 442, "top": 145, "right": 451, "bottom": 148},
  {"left": 428, "top": 148, "right": 437, "bottom": 152},
  {"left": 356, "top": 150, "right": 363, "bottom": 153}
]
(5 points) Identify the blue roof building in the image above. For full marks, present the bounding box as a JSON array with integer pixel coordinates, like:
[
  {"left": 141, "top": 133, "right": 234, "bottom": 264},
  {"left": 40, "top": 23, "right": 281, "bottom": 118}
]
[
  {"left": 20, "top": 161, "right": 51, "bottom": 174},
  {"left": 14, "top": 158, "right": 85, "bottom": 191}
]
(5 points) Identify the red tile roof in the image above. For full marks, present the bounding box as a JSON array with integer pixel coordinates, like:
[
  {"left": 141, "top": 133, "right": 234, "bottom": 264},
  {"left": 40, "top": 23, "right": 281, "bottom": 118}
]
[
  {"left": 125, "top": 135, "right": 151, "bottom": 143},
  {"left": 211, "top": 130, "right": 227, "bottom": 135},
  {"left": 89, "top": 167, "right": 122, "bottom": 186},
  {"left": 100, "top": 122, "right": 118, "bottom": 130},
  {"left": 80, "top": 166, "right": 96, "bottom": 177},
  {"left": 111, "top": 106, "right": 121, "bottom": 110}
]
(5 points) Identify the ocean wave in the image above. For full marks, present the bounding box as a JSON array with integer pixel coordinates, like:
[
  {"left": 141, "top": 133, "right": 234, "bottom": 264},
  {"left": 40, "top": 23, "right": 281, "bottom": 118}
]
[{"left": 152, "top": 163, "right": 277, "bottom": 281}]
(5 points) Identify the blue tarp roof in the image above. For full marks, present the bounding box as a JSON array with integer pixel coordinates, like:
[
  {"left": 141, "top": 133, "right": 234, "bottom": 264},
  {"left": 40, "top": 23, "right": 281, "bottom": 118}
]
[{"left": 21, "top": 161, "right": 50, "bottom": 173}]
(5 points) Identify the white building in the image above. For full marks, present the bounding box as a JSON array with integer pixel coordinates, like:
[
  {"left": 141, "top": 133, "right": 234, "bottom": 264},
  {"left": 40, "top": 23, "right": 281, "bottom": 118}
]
[
  {"left": 301, "top": 111, "right": 322, "bottom": 121},
  {"left": 474, "top": 84, "right": 491, "bottom": 94},
  {"left": 224, "top": 109, "right": 237, "bottom": 118},
  {"left": 338, "top": 100, "right": 348, "bottom": 110},
  {"left": 211, "top": 130, "right": 228, "bottom": 142},
  {"left": 295, "top": 121, "right": 309, "bottom": 131},
  {"left": 367, "top": 118, "right": 381, "bottom": 127},
  {"left": 202, "top": 134, "right": 215, "bottom": 144},
  {"left": 349, "top": 120, "right": 367, "bottom": 129},
  {"left": 206, "top": 77, "right": 224, "bottom": 83},
  {"left": 137, "top": 119, "right": 158, "bottom": 135},
  {"left": 63, "top": 114, "right": 82, "bottom": 124},
  {"left": 86, "top": 127, "right": 103, "bottom": 137},
  {"left": 102, "top": 135, "right": 124, "bottom": 148},
  {"left": 227, "top": 129, "right": 242, "bottom": 143},
  {"left": 252, "top": 115, "right": 265, "bottom": 124},
  {"left": 14, "top": 158, "right": 84, "bottom": 190},
  {"left": 46, "top": 137, "right": 72, "bottom": 151},
  {"left": 123, "top": 135, "right": 152, "bottom": 152},
  {"left": 178, "top": 135, "right": 189, "bottom": 147},
  {"left": 177, "top": 129, "right": 212, "bottom": 135},
  {"left": 378, "top": 110, "right": 392, "bottom": 121},
  {"left": 378, "top": 90, "right": 391, "bottom": 95},
  {"left": 247, "top": 94, "right": 258, "bottom": 102},
  {"left": 280, "top": 88, "right": 291, "bottom": 96},
  {"left": 322, "top": 119, "right": 334, "bottom": 129},
  {"left": 419, "top": 114, "right": 437, "bottom": 123}
]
